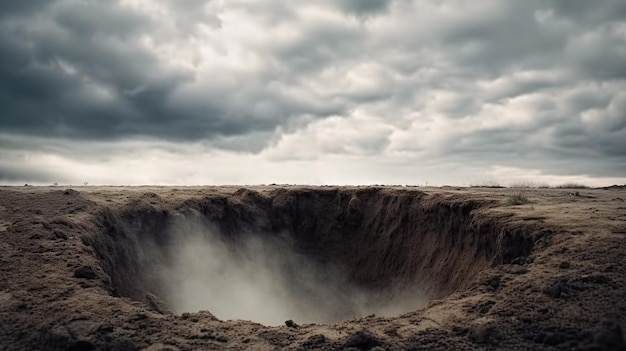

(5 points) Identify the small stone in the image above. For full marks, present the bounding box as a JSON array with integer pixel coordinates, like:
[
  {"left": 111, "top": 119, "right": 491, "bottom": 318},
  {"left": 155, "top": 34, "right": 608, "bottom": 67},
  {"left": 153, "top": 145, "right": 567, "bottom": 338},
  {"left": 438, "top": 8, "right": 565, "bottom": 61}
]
[
  {"left": 559, "top": 261, "right": 571, "bottom": 269},
  {"left": 544, "top": 281, "right": 574, "bottom": 299},
  {"left": 285, "top": 320, "right": 299, "bottom": 328},
  {"left": 488, "top": 276, "right": 501, "bottom": 290}
]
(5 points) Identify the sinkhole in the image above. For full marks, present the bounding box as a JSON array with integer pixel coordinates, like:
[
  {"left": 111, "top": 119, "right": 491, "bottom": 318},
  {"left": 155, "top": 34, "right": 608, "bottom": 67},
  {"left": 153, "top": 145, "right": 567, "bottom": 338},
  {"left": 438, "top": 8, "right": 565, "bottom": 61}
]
[{"left": 86, "top": 188, "right": 534, "bottom": 325}]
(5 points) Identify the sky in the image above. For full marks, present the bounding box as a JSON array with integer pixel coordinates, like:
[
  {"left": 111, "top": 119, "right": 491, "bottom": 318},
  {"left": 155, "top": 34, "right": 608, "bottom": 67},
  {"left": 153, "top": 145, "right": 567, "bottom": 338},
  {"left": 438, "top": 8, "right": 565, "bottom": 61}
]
[{"left": 0, "top": 0, "right": 625, "bottom": 186}]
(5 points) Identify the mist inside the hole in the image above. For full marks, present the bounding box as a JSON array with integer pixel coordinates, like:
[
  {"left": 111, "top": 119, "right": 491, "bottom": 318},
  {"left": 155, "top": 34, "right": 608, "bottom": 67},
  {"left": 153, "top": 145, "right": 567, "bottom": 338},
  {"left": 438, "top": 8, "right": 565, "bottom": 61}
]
[{"left": 147, "top": 215, "right": 428, "bottom": 325}]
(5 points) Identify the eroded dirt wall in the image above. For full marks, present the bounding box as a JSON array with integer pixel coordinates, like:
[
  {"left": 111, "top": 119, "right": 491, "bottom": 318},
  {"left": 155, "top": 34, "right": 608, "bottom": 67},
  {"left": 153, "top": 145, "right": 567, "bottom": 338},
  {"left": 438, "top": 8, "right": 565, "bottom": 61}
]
[{"left": 86, "top": 188, "right": 535, "bottom": 306}]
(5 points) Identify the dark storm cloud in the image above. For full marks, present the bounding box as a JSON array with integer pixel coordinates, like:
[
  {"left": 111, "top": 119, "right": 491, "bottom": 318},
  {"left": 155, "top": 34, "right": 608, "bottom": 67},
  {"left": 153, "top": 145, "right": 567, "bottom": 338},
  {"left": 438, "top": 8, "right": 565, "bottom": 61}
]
[
  {"left": 0, "top": 1, "right": 47, "bottom": 17},
  {"left": 549, "top": 0, "right": 626, "bottom": 23},
  {"left": 337, "top": 0, "right": 392, "bottom": 16},
  {"left": 0, "top": 0, "right": 347, "bottom": 146},
  {"left": 0, "top": 0, "right": 624, "bottom": 183},
  {"left": 0, "top": 0, "right": 190, "bottom": 139},
  {"left": 0, "top": 152, "right": 61, "bottom": 183},
  {"left": 0, "top": 167, "right": 57, "bottom": 184}
]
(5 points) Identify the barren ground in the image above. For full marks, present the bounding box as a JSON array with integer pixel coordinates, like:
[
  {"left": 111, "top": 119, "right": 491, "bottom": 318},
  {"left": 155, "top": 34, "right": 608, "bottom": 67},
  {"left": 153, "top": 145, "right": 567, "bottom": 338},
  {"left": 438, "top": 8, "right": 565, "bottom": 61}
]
[{"left": 0, "top": 186, "right": 625, "bottom": 350}]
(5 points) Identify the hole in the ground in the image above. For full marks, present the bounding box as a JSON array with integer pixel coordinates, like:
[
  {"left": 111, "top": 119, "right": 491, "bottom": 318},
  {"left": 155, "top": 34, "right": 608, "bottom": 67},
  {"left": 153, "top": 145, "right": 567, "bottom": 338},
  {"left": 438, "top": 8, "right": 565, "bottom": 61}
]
[
  {"left": 88, "top": 188, "right": 534, "bottom": 326},
  {"left": 141, "top": 213, "right": 428, "bottom": 325}
]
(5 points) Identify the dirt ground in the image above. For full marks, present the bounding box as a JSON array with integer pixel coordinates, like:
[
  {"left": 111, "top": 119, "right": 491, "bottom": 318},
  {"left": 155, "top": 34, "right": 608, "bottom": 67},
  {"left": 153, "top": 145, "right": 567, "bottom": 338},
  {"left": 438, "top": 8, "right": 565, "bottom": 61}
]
[{"left": 0, "top": 185, "right": 625, "bottom": 350}]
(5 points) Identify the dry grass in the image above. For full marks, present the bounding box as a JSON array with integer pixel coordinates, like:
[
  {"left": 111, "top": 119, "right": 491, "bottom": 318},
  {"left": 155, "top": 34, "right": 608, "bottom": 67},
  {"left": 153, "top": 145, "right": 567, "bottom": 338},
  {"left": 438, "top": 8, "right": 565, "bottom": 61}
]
[
  {"left": 506, "top": 192, "right": 531, "bottom": 205},
  {"left": 508, "top": 180, "right": 550, "bottom": 189}
]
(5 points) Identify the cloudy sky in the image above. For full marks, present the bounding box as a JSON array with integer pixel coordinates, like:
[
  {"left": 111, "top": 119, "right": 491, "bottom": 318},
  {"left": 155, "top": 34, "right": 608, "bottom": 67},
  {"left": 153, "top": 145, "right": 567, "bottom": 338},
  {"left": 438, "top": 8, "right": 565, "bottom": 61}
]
[{"left": 1, "top": 0, "right": 625, "bottom": 186}]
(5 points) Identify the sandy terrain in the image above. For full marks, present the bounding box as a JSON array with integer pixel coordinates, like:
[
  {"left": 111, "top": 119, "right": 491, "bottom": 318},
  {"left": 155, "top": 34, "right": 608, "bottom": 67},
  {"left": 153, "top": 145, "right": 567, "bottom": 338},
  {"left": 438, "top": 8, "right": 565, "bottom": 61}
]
[{"left": 0, "top": 185, "right": 625, "bottom": 350}]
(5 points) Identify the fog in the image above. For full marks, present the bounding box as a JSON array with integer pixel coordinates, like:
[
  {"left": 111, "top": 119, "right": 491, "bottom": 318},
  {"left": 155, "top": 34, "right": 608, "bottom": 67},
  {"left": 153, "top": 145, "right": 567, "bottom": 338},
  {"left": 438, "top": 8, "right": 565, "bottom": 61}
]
[{"left": 140, "top": 212, "right": 427, "bottom": 325}]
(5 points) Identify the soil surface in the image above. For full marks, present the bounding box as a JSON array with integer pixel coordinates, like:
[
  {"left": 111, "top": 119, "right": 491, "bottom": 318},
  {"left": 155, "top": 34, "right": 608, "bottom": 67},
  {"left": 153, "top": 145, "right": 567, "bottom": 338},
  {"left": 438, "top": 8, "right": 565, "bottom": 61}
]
[{"left": 0, "top": 186, "right": 625, "bottom": 350}]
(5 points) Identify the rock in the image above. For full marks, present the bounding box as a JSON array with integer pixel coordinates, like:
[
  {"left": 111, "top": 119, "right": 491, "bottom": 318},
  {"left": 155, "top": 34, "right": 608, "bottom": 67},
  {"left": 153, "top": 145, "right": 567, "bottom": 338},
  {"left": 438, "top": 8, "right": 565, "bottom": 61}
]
[
  {"left": 544, "top": 281, "right": 575, "bottom": 299},
  {"left": 488, "top": 276, "right": 501, "bottom": 290},
  {"left": 285, "top": 320, "right": 299, "bottom": 328},
  {"left": 559, "top": 261, "right": 571, "bottom": 269},
  {"left": 344, "top": 329, "right": 382, "bottom": 350},
  {"left": 64, "top": 189, "right": 79, "bottom": 196},
  {"left": 74, "top": 266, "right": 97, "bottom": 280},
  {"left": 145, "top": 293, "right": 172, "bottom": 315}
]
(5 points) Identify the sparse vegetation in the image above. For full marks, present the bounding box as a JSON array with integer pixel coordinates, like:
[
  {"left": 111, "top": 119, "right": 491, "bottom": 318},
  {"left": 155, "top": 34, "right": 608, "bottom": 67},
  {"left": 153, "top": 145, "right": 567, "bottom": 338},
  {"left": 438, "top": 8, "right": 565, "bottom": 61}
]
[
  {"left": 556, "top": 183, "right": 590, "bottom": 189},
  {"left": 469, "top": 178, "right": 504, "bottom": 188},
  {"left": 508, "top": 180, "right": 550, "bottom": 189},
  {"left": 507, "top": 192, "right": 531, "bottom": 205}
]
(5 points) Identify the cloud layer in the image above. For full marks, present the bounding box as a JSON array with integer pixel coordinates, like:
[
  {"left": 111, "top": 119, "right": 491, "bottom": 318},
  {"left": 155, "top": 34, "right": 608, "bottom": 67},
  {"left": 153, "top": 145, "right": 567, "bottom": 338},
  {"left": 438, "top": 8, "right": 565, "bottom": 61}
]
[{"left": 1, "top": 0, "right": 625, "bottom": 185}]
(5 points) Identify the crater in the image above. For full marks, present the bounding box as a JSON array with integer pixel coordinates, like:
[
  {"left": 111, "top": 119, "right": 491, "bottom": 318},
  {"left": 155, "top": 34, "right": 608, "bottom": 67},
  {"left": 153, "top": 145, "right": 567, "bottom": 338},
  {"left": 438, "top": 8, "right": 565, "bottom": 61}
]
[
  {"left": 86, "top": 187, "right": 534, "bottom": 325},
  {"left": 4, "top": 186, "right": 625, "bottom": 350}
]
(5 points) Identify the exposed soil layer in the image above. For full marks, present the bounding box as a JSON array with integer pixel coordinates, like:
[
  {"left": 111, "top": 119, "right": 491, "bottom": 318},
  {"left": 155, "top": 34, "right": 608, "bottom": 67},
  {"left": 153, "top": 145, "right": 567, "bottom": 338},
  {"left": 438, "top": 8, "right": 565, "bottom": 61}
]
[{"left": 0, "top": 186, "right": 625, "bottom": 350}]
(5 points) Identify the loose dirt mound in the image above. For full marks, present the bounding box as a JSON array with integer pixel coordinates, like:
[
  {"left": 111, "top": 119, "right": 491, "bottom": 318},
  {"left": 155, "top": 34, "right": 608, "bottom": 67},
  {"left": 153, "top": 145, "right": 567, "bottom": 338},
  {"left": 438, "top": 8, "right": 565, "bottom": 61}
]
[{"left": 0, "top": 186, "right": 624, "bottom": 350}]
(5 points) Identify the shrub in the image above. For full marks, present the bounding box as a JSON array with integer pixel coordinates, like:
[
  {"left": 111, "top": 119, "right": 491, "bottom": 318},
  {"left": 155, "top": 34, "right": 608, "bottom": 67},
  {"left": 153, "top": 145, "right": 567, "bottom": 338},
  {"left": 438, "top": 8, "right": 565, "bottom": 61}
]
[
  {"left": 469, "top": 178, "right": 504, "bottom": 188},
  {"left": 507, "top": 192, "right": 530, "bottom": 205},
  {"left": 556, "top": 182, "right": 589, "bottom": 189}
]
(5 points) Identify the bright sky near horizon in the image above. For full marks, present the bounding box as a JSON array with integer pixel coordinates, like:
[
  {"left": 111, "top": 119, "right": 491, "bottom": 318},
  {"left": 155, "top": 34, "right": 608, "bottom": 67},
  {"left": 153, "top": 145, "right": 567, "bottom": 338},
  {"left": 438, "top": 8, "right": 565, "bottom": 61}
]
[{"left": 1, "top": 0, "right": 625, "bottom": 186}]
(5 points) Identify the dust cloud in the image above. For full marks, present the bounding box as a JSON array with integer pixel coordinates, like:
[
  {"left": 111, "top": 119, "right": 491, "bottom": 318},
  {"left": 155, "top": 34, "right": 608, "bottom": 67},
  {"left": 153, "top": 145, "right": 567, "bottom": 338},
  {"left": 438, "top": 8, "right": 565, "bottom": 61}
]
[{"left": 140, "top": 212, "right": 427, "bottom": 325}]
